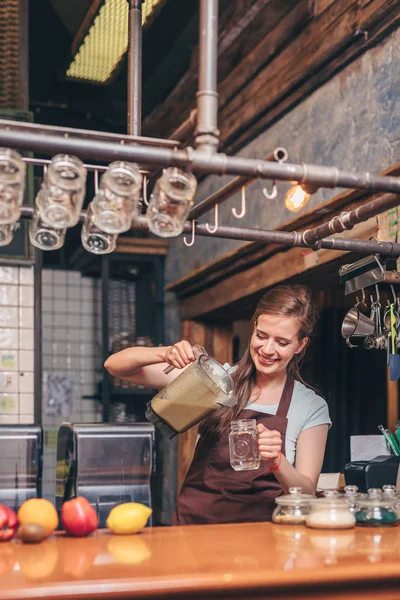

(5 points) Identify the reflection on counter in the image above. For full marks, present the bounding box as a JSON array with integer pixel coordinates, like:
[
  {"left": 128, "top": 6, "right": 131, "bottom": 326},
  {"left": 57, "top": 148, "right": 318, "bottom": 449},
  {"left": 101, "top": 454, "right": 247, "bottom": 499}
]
[{"left": 2, "top": 524, "right": 400, "bottom": 595}]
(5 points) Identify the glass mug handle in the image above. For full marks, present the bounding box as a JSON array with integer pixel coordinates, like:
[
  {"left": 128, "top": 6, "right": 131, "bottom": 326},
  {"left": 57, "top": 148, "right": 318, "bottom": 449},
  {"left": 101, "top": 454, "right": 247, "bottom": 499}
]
[{"left": 163, "top": 344, "right": 207, "bottom": 374}]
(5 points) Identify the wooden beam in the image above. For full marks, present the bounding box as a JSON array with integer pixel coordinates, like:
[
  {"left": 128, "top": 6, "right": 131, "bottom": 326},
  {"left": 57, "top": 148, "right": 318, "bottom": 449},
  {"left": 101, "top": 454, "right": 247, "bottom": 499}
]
[
  {"left": 142, "top": 0, "right": 299, "bottom": 139},
  {"left": 143, "top": 0, "right": 397, "bottom": 152},
  {"left": 223, "top": 0, "right": 400, "bottom": 153},
  {"left": 218, "top": 0, "right": 312, "bottom": 110},
  {"left": 115, "top": 237, "right": 168, "bottom": 256},
  {"left": 220, "top": 0, "right": 361, "bottom": 144}
]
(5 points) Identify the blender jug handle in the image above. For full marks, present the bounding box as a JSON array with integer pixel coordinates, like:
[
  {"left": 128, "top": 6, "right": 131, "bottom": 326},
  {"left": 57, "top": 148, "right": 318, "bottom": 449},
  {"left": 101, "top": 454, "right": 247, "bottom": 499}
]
[{"left": 163, "top": 344, "right": 207, "bottom": 374}]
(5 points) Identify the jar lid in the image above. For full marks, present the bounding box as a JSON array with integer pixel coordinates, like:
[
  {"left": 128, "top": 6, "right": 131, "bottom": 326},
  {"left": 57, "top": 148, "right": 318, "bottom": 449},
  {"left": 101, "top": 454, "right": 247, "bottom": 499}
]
[
  {"left": 382, "top": 485, "right": 397, "bottom": 496},
  {"left": 344, "top": 485, "right": 359, "bottom": 495},
  {"left": 309, "top": 491, "right": 350, "bottom": 508},
  {"left": 357, "top": 488, "right": 397, "bottom": 508},
  {"left": 275, "top": 486, "right": 314, "bottom": 506}
]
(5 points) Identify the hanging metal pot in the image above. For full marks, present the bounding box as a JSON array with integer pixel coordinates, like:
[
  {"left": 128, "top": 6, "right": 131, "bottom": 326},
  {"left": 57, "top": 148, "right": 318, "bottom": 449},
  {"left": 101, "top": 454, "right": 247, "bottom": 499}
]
[{"left": 341, "top": 307, "right": 375, "bottom": 340}]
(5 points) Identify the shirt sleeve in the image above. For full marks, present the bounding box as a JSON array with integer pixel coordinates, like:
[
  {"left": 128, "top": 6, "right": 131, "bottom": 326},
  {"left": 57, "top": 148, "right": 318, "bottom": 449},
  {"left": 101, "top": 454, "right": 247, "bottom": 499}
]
[{"left": 302, "top": 394, "right": 332, "bottom": 431}]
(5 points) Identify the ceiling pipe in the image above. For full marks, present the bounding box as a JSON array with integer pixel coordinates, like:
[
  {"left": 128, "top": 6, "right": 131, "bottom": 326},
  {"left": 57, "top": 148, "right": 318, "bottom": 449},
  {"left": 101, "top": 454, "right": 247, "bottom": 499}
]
[
  {"left": 181, "top": 222, "right": 400, "bottom": 256},
  {"left": 302, "top": 192, "right": 400, "bottom": 247},
  {"left": 17, "top": 205, "right": 400, "bottom": 257},
  {"left": 195, "top": 0, "right": 220, "bottom": 154},
  {"left": 2, "top": 121, "right": 400, "bottom": 194},
  {"left": 189, "top": 147, "right": 288, "bottom": 221},
  {"left": 127, "top": 0, "right": 143, "bottom": 137}
]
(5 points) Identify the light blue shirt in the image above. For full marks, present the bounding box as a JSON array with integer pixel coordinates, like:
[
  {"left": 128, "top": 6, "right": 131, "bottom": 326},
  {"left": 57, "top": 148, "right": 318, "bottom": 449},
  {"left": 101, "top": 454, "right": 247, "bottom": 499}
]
[{"left": 245, "top": 380, "right": 331, "bottom": 465}]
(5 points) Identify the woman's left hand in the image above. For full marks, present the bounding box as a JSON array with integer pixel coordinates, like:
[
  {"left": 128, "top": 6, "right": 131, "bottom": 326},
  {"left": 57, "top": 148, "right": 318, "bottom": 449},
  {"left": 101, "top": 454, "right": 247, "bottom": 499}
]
[{"left": 257, "top": 423, "right": 282, "bottom": 466}]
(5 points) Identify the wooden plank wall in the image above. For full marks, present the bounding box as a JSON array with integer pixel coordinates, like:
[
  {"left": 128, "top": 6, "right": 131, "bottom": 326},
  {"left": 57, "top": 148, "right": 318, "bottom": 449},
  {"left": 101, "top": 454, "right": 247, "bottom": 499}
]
[{"left": 143, "top": 0, "right": 400, "bottom": 154}]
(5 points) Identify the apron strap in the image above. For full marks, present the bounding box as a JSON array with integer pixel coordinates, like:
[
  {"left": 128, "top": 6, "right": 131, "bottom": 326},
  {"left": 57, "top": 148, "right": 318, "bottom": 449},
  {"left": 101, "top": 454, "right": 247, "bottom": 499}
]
[{"left": 276, "top": 376, "right": 294, "bottom": 419}]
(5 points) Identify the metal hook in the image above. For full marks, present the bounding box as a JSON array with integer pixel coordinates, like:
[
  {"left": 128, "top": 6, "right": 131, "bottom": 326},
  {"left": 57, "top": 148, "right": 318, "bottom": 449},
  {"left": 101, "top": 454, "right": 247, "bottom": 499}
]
[
  {"left": 361, "top": 287, "right": 366, "bottom": 305},
  {"left": 43, "top": 164, "right": 48, "bottom": 179},
  {"left": 142, "top": 175, "right": 150, "bottom": 206},
  {"left": 94, "top": 169, "right": 99, "bottom": 195},
  {"left": 262, "top": 181, "right": 278, "bottom": 200},
  {"left": 346, "top": 338, "right": 359, "bottom": 349},
  {"left": 232, "top": 187, "right": 247, "bottom": 219},
  {"left": 183, "top": 220, "right": 195, "bottom": 247},
  {"left": 206, "top": 204, "right": 219, "bottom": 234}
]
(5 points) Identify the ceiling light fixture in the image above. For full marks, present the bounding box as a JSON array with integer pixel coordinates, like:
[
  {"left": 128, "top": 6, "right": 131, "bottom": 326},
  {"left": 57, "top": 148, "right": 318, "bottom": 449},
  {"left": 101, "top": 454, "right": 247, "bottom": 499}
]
[
  {"left": 66, "top": 0, "right": 165, "bottom": 84},
  {"left": 284, "top": 184, "right": 317, "bottom": 213}
]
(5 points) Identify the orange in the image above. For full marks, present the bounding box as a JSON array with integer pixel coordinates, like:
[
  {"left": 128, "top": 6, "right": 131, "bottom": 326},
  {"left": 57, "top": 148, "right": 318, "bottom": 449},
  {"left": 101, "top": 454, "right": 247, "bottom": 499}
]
[{"left": 17, "top": 498, "right": 59, "bottom": 537}]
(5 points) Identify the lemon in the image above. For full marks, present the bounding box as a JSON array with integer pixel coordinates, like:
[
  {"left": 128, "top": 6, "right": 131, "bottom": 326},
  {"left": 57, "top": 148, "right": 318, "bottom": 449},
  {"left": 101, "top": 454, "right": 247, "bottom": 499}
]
[{"left": 106, "top": 503, "right": 152, "bottom": 535}]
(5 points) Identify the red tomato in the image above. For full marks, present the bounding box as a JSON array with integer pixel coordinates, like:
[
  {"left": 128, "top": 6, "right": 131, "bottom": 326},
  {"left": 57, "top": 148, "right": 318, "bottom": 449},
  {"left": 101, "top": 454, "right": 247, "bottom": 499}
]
[
  {"left": 0, "top": 505, "right": 18, "bottom": 541},
  {"left": 61, "top": 497, "right": 98, "bottom": 537}
]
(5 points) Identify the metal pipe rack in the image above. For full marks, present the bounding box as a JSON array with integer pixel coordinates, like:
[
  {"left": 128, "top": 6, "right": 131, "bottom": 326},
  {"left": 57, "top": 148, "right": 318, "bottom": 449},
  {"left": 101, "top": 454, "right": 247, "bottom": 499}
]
[{"left": 1, "top": 0, "right": 399, "bottom": 260}]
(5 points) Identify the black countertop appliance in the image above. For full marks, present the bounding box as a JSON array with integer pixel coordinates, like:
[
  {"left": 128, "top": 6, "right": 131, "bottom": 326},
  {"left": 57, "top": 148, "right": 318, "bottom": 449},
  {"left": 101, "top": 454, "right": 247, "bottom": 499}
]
[
  {"left": 344, "top": 455, "right": 400, "bottom": 492},
  {"left": 0, "top": 425, "right": 43, "bottom": 510},
  {"left": 55, "top": 422, "right": 155, "bottom": 527}
]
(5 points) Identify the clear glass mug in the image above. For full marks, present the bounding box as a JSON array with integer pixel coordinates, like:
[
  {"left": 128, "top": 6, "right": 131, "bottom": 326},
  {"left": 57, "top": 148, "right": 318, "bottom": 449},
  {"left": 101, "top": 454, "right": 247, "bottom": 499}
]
[
  {"left": 81, "top": 203, "right": 117, "bottom": 255},
  {"left": 146, "top": 167, "right": 197, "bottom": 237},
  {"left": 92, "top": 162, "right": 142, "bottom": 234},
  {"left": 37, "top": 154, "right": 86, "bottom": 228},
  {"left": 0, "top": 148, "right": 26, "bottom": 225},
  {"left": 229, "top": 419, "right": 261, "bottom": 471},
  {"left": 29, "top": 208, "right": 66, "bottom": 251}
]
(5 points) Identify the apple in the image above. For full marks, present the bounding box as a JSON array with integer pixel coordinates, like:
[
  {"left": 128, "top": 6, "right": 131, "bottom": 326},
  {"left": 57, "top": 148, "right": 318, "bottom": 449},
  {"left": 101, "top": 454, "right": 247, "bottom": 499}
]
[
  {"left": 61, "top": 497, "right": 98, "bottom": 537},
  {"left": 0, "top": 505, "right": 18, "bottom": 541}
]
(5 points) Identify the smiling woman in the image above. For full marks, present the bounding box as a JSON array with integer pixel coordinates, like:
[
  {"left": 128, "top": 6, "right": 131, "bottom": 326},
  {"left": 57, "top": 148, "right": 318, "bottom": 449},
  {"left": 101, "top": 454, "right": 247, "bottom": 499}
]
[{"left": 105, "top": 284, "right": 331, "bottom": 526}]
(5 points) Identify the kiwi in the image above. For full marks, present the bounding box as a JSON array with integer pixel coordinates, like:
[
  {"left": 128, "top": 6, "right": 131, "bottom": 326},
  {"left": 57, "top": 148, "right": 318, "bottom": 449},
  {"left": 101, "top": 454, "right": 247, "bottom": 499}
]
[{"left": 17, "top": 523, "right": 49, "bottom": 543}]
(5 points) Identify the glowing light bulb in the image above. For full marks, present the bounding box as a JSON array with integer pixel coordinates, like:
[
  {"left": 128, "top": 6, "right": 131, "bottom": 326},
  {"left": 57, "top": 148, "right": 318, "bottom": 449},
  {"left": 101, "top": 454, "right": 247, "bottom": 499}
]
[{"left": 284, "top": 185, "right": 311, "bottom": 213}]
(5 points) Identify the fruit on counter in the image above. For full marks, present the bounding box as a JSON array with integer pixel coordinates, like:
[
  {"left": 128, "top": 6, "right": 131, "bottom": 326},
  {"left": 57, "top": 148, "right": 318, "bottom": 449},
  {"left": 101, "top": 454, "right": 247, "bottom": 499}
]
[
  {"left": 107, "top": 535, "right": 151, "bottom": 565},
  {"left": 17, "top": 523, "right": 49, "bottom": 543},
  {"left": 106, "top": 502, "right": 152, "bottom": 534},
  {"left": 17, "top": 498, "right": 59, "bottom": 537},
  {"left": 0, "top": 505, "right": 17, "bottom": 541},
  {"left": 61, "top": 496, "right": 98, "bottom": 537}
]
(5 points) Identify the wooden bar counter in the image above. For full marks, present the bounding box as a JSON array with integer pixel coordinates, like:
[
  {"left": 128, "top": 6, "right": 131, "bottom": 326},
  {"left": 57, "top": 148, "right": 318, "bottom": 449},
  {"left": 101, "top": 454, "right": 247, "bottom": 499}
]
[{"left": 2, "top": 523, "right": 400, "bottom": 600}]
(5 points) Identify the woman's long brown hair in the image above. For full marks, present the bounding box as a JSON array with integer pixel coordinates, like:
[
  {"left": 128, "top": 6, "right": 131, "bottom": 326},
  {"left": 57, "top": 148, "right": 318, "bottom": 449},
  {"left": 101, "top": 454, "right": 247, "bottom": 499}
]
[{"left": 199, "top": 284, "right": 318, "bottom": 440}]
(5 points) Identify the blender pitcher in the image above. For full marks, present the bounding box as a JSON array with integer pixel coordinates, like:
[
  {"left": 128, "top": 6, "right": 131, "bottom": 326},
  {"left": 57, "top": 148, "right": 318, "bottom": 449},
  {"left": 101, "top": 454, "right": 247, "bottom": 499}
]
[{"left": 145, "top": 346, "right": 236, "bottom": 439}]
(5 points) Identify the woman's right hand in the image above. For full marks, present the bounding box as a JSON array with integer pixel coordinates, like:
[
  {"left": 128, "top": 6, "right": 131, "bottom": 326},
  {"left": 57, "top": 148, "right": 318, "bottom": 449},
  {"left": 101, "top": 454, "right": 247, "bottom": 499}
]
[{"left": 164, "top": 340, "right": 196, "bottom": 369}]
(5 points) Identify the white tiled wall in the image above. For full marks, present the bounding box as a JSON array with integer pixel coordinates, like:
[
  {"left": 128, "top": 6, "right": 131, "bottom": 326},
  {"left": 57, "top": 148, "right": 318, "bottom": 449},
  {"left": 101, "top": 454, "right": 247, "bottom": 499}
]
[
  {"left": 41, "top": 269, "right": 103, "bottom": 502},
  {"left": 0, "top": 266, "right": 105, "bottom": 502},
  {"left": 0, "top": 266, "right": 35, "bottom": 424}
]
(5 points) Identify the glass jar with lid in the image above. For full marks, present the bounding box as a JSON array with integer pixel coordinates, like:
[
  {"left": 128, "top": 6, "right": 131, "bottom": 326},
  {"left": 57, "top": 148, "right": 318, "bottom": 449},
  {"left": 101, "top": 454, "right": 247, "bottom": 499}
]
[
  {"left": 343, "top": 484, "right": 367, "bottom": 513},
  {"left": 355, "top": 488, "right": 398, "bottom": 527},
  {"left": 306, "top": 490, "right": 356, "bottom": 529},
  {"left": 272, "top": 486, "right": 313, "bottom": 525}
]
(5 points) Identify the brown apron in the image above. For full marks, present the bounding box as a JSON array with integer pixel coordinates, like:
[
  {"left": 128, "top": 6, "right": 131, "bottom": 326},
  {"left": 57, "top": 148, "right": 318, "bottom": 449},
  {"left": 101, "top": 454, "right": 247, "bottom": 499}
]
[{"left": 173, "top": 376, "right": 294, "bottom": 525}]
